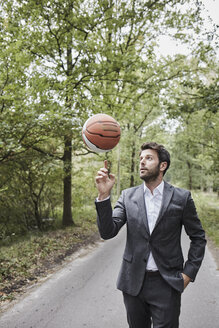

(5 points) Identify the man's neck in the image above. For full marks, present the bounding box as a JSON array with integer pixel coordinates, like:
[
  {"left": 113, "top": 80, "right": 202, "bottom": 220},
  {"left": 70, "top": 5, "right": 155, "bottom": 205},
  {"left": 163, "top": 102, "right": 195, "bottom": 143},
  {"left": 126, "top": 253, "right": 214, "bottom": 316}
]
[{"left": 145, "top": 178, "right": 163, "bottom": 195}]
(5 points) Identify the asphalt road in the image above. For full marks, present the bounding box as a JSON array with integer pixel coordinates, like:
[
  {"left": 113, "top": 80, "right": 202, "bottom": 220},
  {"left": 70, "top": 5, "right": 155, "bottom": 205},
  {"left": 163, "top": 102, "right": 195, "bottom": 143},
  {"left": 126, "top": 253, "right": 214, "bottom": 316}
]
[{"left": 0, "top": 227, "right": 219, "bottom": 328}]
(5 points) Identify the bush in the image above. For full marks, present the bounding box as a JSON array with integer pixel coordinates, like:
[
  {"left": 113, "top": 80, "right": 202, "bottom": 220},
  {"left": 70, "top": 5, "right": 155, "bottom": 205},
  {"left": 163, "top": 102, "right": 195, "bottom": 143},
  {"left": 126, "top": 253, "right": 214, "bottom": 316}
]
[{"left": 192, "top": 191, "right": 219, "bottom": 247}]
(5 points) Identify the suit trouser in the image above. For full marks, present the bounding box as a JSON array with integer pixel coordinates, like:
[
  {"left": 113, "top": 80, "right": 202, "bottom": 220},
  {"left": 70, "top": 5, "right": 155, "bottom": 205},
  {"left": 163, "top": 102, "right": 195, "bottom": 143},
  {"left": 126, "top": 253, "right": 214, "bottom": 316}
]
[{"left": 123, "top": 271, "right": 181, "bottom": 328}]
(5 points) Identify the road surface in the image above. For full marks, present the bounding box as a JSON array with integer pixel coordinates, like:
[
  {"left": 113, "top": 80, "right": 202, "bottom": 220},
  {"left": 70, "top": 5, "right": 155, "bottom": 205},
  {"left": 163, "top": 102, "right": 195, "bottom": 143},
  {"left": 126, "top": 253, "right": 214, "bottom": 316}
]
[{"left": 0, "top": 227, "right": 219, "bottom": 328}]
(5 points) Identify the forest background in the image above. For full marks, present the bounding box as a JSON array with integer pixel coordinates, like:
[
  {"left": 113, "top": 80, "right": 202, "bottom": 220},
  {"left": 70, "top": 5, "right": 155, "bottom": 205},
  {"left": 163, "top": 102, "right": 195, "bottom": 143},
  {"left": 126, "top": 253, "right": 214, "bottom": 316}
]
[{"left": 0, "top": 0, "right": 218, "bottom": 302}]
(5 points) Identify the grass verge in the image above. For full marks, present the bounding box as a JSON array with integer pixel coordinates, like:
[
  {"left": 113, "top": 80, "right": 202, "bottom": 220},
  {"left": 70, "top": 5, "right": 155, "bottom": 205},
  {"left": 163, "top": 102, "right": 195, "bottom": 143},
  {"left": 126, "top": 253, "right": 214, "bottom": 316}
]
[{"left": 0, "top": 213, "right": 100, "bottom": 305}]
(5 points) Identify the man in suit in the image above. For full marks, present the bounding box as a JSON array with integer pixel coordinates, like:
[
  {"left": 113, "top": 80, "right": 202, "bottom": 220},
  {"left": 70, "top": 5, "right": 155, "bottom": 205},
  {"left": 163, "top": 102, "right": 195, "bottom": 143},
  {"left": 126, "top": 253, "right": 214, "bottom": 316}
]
[{"left": 95, "top": 142, "right": 206, "bottom": 328}]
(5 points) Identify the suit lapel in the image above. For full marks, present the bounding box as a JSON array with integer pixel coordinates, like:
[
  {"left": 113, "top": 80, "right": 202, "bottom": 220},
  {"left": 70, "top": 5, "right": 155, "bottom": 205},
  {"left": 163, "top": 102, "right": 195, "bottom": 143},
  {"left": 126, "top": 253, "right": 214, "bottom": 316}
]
[
  {"left": 136, "top": 183, "right": 150, "bottom": 235},
  {"left": 154, "top": 181, "right": 174, "bottom": 230}
]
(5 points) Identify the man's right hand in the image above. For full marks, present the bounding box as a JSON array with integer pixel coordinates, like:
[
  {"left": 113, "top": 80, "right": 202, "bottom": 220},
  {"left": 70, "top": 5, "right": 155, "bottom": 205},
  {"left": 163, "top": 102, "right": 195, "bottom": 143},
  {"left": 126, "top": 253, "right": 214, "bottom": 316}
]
[{"left": 95, "top": 160, "right": 115, "bottom": 201}]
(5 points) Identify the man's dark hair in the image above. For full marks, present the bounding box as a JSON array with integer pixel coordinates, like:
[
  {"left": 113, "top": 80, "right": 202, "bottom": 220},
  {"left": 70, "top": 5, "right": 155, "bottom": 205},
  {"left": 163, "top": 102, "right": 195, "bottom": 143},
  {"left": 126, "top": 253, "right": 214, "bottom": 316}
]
[{"left": 140, "top": 142, "right": 171, "bottom": 176}]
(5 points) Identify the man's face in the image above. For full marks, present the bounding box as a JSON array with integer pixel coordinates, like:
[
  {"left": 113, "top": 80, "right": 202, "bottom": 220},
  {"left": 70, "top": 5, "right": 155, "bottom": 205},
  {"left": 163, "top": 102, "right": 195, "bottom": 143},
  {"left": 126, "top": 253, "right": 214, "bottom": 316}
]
[{"left": 139, "top": 149, "right": 161, "bottom": 183}]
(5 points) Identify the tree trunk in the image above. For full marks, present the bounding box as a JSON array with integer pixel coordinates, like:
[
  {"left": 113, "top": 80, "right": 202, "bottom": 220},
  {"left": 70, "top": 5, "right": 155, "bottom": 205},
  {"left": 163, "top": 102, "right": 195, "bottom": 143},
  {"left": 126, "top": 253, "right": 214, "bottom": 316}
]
[
  {"left": 62, "top": 34, "right": 74, "bottom": 226},
  {"left": 33, "top": 199, "right": 42, "bottom": 230},
  {"left": 130, "top": 141, "right": 136, "bottom": 187},
  {"left": 117, "top": 143, "right": 121, "bottom": 198},
  {"left": 187, "top": 160, "right": 193, "bottom": 190},
  {"left": 62, "top": 135, "right": 74, "bottom": 226}
]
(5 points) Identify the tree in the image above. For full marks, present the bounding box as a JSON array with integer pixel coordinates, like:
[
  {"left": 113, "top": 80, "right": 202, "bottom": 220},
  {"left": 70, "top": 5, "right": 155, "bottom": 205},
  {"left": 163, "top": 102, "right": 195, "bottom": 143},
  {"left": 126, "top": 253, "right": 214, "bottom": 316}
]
[
  {"left": 1, "top": 0, "right": 213, "bottom": 232},
  {"left": 164, "top": 58, "right": 219, "bottom": 190}
]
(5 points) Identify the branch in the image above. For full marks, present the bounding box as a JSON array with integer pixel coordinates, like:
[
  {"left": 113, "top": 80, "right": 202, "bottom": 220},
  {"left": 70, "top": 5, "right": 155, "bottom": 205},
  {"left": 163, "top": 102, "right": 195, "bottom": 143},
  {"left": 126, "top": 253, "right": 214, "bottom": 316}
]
[
  {"left": 45, "top": 17, "right": 66, "bottom": 72},
  {"left": 0, "top": 149, "right": 28, "bottom": 163},
  {"left": 195, "top": 142, "right": 217, "bottom": 150},
  {"left": 32, "top": 146, "right": 63, "bottom": 161},
  {"left": 0, "top": 60, "right": 10, "bottom": 113},
  {"left": 134, "top": 108, "right": 154, "bottom": 133}
]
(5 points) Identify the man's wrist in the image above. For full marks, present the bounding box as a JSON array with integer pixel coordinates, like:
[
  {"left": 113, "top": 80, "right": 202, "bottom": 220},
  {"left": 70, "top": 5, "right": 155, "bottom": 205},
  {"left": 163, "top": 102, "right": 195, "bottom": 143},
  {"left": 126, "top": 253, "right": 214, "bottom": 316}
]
[
  {"left": 181, "top": 273, "right": 191, "bottom": 289},
  {"left": 97, "top": 193, "right": 110, "bottom": 201},
  {"left": 181, "top": 273, "right": 191, "bottom": 281}
]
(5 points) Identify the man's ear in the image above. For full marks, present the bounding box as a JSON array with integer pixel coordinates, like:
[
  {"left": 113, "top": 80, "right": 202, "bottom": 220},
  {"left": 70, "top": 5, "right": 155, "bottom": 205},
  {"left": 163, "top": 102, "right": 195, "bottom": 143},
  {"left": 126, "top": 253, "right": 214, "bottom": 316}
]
[{"left": 160, "top": 162, "right": 167, "bottom": 172}]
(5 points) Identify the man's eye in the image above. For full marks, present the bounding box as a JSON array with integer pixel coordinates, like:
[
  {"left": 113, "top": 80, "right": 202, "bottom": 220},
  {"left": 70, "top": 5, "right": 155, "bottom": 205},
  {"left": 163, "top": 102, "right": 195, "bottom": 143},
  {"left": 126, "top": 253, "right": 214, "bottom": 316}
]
[{"left": 147, "top": 157, "right": 152, "bottom": 161}]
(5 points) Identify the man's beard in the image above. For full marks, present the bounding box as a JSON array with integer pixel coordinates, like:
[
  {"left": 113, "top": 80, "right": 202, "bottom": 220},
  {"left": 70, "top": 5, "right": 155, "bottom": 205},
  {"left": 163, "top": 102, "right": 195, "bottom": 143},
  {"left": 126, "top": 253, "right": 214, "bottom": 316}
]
[{"left": 140, "top": 164, "right": 160, "bottom": 183}]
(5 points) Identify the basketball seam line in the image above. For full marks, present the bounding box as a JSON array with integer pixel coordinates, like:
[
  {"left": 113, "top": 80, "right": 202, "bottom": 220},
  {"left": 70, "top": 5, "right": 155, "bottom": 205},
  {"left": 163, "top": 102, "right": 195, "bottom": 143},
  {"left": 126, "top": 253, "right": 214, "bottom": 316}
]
[{"left": 86, "top": 132, "right": 120, "bottom": 138}]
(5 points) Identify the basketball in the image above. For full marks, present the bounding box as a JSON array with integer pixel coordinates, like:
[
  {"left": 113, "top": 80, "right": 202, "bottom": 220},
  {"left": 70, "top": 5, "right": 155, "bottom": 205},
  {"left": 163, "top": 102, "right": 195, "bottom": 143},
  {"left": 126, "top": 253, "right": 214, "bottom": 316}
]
[{"left": 82, "top": 113, "right": 121, "bottom": 153}]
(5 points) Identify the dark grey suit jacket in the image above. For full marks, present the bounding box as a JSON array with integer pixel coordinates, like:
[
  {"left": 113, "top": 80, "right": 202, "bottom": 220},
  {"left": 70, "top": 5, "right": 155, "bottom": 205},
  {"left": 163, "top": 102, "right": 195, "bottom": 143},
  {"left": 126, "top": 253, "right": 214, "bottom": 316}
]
[{"left": 95, "top": 181, "right": 206, "bottom": 295}]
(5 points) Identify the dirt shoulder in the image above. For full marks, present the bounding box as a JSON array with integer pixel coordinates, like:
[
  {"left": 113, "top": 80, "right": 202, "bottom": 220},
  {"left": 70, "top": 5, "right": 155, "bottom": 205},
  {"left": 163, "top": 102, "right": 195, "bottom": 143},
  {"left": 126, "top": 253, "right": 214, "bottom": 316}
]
[{"left": 0, "top": 226, "right": 101, "bottom": 311}]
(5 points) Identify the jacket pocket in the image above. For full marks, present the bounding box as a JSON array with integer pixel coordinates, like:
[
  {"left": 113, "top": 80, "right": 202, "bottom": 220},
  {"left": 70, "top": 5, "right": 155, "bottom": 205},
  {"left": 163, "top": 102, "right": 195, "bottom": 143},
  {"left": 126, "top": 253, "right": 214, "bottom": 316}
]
[{"left": 123, "top": 253, "right": 133, "bottom": 263}]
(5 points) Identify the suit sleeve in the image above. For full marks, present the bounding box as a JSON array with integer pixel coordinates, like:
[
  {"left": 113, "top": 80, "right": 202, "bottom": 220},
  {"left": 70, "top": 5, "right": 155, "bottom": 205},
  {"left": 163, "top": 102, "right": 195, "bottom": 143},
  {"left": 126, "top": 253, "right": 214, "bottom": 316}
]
[
  {"left": 95, "top": 191, "right": 127, "bottom": 240},
  {"left": 182, "top": 192, "right": 207, "bottom": 281}
]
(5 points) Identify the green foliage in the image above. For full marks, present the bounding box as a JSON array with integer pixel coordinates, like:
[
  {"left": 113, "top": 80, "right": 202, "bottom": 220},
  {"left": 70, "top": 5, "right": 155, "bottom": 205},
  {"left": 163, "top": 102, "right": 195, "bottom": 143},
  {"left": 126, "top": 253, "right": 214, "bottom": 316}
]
[
  {"left": 0, "top": 0, "right": 218, "bottom": 239},
  {"left": 193, "top": 192, "right": 219, "bottom": 247},
  {"left": 165, "top": 59, "right": 219, "bottom": 191},
  {"left": 0, "top": 149, "right": 63, "bottom": 237}
]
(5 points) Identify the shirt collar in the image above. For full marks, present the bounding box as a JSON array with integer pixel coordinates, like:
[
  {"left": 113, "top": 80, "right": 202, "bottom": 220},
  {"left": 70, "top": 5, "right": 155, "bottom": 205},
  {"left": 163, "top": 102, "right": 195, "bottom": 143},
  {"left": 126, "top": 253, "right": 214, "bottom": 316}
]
[{"left": 144, "top": 180, "right": 164, "bottom": 197}]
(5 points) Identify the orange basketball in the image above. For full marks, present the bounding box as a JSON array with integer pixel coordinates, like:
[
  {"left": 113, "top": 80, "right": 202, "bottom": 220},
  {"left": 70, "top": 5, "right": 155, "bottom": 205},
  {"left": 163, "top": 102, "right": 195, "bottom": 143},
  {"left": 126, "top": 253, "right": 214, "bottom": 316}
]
[{"left": 82, "top": 113, "right": 121, "bottom": 153}]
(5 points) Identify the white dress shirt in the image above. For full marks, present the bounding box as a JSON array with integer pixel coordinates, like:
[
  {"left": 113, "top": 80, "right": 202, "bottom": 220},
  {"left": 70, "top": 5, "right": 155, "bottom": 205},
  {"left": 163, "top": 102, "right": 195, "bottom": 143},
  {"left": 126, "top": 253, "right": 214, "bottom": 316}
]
[{"left": 144, "top": 180, "right": 164, "bottom": 271}]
